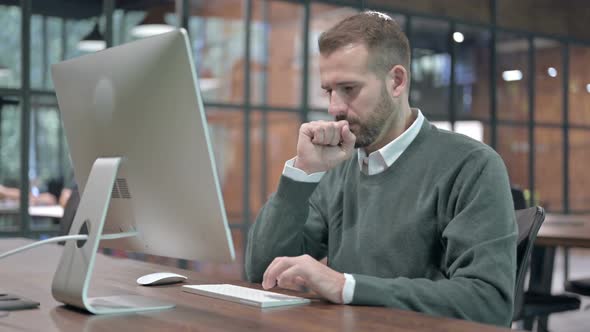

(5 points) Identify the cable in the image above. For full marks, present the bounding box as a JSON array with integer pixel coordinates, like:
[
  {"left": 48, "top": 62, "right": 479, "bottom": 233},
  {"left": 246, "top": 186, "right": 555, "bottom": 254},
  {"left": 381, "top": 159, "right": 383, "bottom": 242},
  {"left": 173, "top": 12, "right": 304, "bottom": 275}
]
[{"left": 0, "top": 231, "right": 138, "bottom": 260}]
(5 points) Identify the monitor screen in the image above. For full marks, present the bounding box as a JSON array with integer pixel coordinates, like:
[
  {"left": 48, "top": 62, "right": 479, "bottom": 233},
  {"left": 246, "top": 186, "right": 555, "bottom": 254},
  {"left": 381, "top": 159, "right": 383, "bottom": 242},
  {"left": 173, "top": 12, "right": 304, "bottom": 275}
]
[{"left": 52, "top": 29, "right": 235, "bottom": 263}]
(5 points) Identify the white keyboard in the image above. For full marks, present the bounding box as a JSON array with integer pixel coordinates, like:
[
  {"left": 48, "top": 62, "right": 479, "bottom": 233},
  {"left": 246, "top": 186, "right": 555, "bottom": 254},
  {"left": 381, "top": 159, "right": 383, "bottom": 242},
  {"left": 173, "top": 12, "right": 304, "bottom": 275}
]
[{"left": 182, "top": 284, "right": 310, "bottom": 308}]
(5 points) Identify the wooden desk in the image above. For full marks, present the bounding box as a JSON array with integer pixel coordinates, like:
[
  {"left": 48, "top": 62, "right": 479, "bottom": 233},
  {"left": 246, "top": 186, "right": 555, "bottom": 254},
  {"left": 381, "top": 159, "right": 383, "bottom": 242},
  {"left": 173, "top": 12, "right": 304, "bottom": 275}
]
[
  {"left": 531, "top": 213, "right": 590, "bottom": 291},
  {"left": 0, "top": 238, "right": 513, "bottom": 332},
  {"left": 529, "top": 214, "right": 590, "bottom": 293},
  {"left": 536, "top": 213, "right": 590, "bottom": 248},
  {"left": 527, "top": 214, "right": 590, "bottom": 328}
]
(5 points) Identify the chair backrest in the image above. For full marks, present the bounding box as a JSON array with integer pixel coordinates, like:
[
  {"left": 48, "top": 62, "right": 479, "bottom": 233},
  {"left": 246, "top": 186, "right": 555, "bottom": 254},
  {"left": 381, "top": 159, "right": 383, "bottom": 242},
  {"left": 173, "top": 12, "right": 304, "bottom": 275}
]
[
  {"left": 511, "top": 186, "right": 527, "bottom": 210},
  {"left": 47, "top": 177, "right": 64, "bottom": 201},
  {"left": 513, "top": 206, "right": 545, "bottom": 320}
]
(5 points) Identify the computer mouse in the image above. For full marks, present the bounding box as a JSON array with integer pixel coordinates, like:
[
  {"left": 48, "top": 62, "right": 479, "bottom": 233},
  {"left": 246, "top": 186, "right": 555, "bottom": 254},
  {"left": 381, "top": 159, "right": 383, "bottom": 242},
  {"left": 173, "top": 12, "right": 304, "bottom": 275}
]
[{"left": 136, "top": 272, "right": 188, "bottom": 286}]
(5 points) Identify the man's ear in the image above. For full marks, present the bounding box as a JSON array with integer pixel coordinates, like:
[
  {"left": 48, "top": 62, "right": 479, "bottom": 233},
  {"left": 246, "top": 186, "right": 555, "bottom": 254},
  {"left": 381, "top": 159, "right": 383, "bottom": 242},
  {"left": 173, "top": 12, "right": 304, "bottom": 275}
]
[{"left": 387, "top": 65, "right": 408, "bottom": 98}]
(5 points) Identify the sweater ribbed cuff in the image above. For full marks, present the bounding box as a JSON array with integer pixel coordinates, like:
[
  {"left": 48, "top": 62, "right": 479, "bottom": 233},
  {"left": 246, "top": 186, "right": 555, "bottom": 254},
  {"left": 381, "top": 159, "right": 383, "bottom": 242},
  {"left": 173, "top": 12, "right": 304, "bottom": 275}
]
[{"left": 350, "top": 274, "right": 390, "bottom": 306}]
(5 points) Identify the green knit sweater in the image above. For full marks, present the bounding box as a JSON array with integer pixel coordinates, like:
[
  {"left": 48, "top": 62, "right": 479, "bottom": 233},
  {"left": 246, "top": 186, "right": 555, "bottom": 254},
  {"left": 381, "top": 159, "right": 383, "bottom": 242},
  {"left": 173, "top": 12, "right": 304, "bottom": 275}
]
[{"left": 245, "top": 119, "right": 517, "bottom": 327}]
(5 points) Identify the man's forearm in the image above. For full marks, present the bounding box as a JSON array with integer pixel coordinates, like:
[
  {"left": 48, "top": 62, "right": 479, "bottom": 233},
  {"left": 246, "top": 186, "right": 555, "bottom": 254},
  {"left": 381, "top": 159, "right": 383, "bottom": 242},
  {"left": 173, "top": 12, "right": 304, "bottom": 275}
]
[
  {"left": 351, "top": 272, "right": 514, "bottom": 327},
  {"left": 244, "top": 176, "right": 320, "bottom": 282}
]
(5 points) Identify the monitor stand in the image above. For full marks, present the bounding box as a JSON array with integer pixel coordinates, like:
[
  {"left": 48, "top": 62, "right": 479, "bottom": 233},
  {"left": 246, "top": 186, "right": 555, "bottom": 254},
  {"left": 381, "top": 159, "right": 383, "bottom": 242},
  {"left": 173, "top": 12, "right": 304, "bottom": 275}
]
[{"left": 51, "top": 157, "right": 175, "bottom": 315}]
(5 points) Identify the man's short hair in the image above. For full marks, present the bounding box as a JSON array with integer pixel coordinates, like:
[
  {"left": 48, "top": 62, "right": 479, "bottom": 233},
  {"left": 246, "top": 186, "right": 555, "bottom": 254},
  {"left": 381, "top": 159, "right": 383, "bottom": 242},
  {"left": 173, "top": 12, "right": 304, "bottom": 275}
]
[{"left": 318, "top": 11, "right": 411, "bottom": 78}]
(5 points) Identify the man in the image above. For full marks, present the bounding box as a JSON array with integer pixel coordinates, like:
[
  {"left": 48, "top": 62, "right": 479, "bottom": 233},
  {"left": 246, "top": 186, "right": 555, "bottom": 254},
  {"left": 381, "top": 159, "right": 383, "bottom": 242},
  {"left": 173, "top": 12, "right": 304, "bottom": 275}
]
[{"left": 245, "top": 11, "right": 517, "bottom": 327}]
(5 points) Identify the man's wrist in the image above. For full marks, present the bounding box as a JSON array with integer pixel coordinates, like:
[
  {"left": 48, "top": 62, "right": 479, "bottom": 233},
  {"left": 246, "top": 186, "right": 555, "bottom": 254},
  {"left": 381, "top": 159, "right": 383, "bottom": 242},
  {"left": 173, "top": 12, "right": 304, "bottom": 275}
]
[
  {"left": 293, "top": 157, "right": 314, "bottom": 174},
  {"left": 283, "top": 158, "right": 324, "bottom": 183},
  {"left": 294, "top": 157, "right": 330, "bottom": 175},
  {"left": 342, "top": 273, "right": 355, "bottom": 304}
]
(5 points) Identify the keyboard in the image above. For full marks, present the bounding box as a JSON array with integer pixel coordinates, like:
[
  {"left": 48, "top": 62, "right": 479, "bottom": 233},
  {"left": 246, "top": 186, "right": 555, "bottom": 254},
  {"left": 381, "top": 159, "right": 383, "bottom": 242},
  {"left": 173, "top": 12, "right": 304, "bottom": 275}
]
[{"left": 182, "top": 284, "right": 311, "bottom": 308}]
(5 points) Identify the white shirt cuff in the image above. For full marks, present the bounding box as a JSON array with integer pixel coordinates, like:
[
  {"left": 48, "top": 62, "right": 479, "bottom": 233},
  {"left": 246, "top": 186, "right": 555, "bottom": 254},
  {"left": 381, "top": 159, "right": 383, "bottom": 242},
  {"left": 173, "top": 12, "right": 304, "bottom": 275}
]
[
  {"left": 282, "top": 157, "right": 325, "bottom": 183},
  {"left": 342, "top": 273, "right": 355, "bottom": 304}
]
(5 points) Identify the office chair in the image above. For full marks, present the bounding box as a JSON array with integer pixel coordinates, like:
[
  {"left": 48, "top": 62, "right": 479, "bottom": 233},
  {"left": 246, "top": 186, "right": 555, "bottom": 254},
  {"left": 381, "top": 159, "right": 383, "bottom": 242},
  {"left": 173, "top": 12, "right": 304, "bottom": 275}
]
[
  {"left": 563, "top": 249, "right": 590, "bottom": 306},
  {"left": 47, "top": 177, "right": 65, "bottom": 203},
  {"left": 511, "top": 186, "right": 527, "bottom": 210},
  {"left": 58, "top": 186, "right": 80, "bottom": 238},
  {"left": 513, "top": 206, "right": 546, "bottom": 321},
  {"left": 511, "top": 205, "right": 581, "bottom": 331}
]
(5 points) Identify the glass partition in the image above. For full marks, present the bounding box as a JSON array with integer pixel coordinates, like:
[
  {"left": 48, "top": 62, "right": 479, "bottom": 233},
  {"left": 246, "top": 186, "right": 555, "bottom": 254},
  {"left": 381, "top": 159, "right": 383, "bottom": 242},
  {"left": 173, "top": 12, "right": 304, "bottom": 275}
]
[
  {"left": 534, "top": 39, "right": 563, "bottom": 124},
  {"left": 189, "top": 0, "right": 243, "bottom": 104},
  {"left": 0, "top": 97, "right": 22, "bottom": 233},
  {"left": 0, "top": 5, "right": 21, "bottom": 88},
  {"left": 410, "top": 18, "right": 451, "bottom": 118},
  {"left": 496, "top": 33, "right": 530, "bottom": 123},
  {"left": 454, "top": 25, "right": 491, "bottom": 121},
  {"left": 251, "top": 0, "right": 303, "bottom": 108}
]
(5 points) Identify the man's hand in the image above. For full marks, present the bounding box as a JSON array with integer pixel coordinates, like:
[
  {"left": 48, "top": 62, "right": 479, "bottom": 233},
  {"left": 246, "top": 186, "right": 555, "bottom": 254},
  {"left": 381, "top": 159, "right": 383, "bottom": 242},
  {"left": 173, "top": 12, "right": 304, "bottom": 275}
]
[
  {"left": 294, "top": 120, "right": 356, "bottom": 174},
  {"left": 262, "top": 254, "right": 346, "bottom": 304}
]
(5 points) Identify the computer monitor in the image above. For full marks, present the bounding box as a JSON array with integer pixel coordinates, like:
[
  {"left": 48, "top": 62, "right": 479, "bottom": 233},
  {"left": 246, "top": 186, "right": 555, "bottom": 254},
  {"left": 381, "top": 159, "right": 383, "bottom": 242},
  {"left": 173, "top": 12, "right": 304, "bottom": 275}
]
[{"left": 50, "top": 29, "right": 235, "bottom": 314}]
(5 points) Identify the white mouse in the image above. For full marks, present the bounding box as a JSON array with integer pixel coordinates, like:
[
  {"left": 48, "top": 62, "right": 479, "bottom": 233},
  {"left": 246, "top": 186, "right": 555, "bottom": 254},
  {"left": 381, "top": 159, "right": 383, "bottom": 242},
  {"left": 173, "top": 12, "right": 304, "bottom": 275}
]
[{"left": 136, "top": 272, "right": 188, "bottom": 286}]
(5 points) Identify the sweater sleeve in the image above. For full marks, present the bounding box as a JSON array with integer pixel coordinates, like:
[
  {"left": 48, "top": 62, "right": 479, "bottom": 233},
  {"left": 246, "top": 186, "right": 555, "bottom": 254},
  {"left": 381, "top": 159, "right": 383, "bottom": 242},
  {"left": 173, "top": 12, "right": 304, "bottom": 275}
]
[
  {"left": 245, "top": 175, "right": 329, "bottom": 282},
  {"left": 350, "top": 151, "right": 517, "bottom": 327}
]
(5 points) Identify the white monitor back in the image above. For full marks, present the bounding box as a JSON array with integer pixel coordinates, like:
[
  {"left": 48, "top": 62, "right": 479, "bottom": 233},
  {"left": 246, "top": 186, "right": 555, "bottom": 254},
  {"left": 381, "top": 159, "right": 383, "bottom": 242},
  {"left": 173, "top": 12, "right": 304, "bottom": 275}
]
[{"left": 52, "top": 29, "right": 235, "bottom": 263}]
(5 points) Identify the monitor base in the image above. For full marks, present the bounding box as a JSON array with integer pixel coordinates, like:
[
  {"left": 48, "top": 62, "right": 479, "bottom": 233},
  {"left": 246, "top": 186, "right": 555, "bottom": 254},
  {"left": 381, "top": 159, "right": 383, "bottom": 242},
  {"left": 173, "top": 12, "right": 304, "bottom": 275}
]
[
  {"left": 87, "top": 295, "right": 175, "bottom": 315},
  {"left": 51, "top": 157, "right": 174, "bottom": 315}
]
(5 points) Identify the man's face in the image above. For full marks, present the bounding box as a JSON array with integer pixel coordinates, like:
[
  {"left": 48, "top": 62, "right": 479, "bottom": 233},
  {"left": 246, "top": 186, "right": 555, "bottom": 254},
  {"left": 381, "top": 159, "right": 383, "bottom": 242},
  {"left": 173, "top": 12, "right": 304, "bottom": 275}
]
[{"left": 319, "top": 44, "right": 396, "bottom": 149}]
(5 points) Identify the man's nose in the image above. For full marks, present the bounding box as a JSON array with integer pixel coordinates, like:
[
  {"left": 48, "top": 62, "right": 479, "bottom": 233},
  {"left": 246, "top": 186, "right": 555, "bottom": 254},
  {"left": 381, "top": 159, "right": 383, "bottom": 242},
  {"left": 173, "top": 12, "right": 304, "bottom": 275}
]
[{"left": 328, "top": 93, "right": 347, "bottom": 118}]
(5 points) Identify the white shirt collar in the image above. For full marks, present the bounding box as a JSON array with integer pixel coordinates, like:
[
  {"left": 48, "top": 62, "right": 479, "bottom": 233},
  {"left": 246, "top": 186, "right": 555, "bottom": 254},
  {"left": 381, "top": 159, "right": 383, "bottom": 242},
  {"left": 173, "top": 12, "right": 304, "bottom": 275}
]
[{"left": 357, "top": 108, "right": 424, "bottom": 175}]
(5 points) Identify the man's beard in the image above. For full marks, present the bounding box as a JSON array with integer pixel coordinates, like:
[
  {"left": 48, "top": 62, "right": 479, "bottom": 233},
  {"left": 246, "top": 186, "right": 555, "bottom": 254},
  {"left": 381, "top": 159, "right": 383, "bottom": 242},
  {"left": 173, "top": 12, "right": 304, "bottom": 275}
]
[{"left": 336, "top": 85, "right": 395, "bottom": 148}]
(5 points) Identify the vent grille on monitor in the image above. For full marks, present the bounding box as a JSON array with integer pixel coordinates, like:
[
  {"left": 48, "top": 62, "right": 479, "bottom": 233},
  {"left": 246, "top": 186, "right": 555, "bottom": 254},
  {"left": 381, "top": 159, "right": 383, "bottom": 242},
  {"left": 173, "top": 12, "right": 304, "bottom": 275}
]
[
  {"left": 111, "top": 178, "right": 131, "bottom": 199},
  {"left": 116, "top": 178, "right": 131, "bottom": 199},
  {"left": 111, "top": 184, "right": 120, "bottom": 199}
]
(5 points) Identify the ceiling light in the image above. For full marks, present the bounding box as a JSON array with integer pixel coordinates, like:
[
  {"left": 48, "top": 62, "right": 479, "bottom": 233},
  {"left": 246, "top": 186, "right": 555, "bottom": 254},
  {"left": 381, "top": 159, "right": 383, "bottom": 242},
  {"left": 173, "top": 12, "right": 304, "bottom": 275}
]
[
  {"left": 78, "top": 22, "right": 106, "bottom": 52},
  {"left": 547, "top": 67, "right": 557, "bottom": 77},
  {"left": 502, "top": 70, "right": 523, "bottom": 82},
  {"left": 453, "top": 32, "right": 464, "bottom": 43},
  {"left": 586, "top": 84, "right": 590, "bottom": 93},
  {"left": 131, "top": 9, "right": 175, "bottom": 39}
]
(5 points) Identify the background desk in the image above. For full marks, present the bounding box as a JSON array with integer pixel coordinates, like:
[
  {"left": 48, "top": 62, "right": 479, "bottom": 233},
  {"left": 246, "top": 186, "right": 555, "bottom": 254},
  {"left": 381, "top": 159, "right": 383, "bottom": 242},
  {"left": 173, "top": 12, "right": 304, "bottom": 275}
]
[
  {"left": 537, "top": 214, "right": 590, "bottom": 249},
  {"left": 0, "top": 202, "right": 64, "bottom": 237},
  {"left": 0, "top": 202, "right": 64, "bottom": 219},
  {"left": 529, "top": 213, "right": 590, "bottom": 293},
  {"left": 527, "top": 214, "right": 590, "bottom": 328},
  {"left": 0, "top": 238, "right": 513, "bottom": 331}
]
